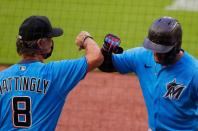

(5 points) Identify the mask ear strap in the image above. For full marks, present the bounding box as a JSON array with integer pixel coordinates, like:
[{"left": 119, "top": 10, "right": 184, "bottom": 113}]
[{"left": 37, "top": 38, "right": 46, "bottom": 50}]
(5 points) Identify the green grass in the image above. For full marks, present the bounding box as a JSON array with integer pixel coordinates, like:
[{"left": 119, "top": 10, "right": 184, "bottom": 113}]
[{"left": 0, "top": 0, "right": 198, "bottom": 64}]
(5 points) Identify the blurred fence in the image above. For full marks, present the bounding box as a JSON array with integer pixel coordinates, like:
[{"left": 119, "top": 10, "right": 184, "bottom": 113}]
[{"left": 0, "top": 0, "right": 198, "bottom": 64}]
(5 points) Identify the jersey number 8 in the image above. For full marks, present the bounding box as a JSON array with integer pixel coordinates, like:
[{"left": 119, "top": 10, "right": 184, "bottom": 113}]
[{"left": 12, "top": 96, "right": 32, "bottom": 128}]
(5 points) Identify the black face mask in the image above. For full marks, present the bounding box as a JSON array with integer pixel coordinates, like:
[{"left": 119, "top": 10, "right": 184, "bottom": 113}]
[
  {"left": 156, "top": 47, "right": 180, "bottom": 65},
  {"left": 42, "top": 40, "right": 54, "bottom": 59}
]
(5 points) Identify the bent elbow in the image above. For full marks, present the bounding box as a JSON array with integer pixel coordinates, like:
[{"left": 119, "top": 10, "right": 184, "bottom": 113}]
[
  {"left": 91, "top": 51, "right": 104, "bottom": 67},
  {"left": 95, "top": 52, "right": 104, "bottom": 66},
  {"left": 86, "top": 52, "right": 104, "bottom": 72}
]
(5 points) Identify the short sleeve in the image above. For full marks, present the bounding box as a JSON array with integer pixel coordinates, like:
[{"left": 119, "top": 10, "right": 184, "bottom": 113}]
[
  {"left": 49, "top": 57, "right": 88, "bottom": 97},
  {"left": 112, "top": 48, "right": 141, "bottom": 74}
]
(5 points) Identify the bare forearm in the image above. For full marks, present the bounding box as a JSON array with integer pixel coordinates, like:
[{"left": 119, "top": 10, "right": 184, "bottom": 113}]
[
  {"left": 75, "top": 31, "right": 104, "bottom": 72},
  {"left": 84, "top": 38, "right": 104, "bottom": 72}
]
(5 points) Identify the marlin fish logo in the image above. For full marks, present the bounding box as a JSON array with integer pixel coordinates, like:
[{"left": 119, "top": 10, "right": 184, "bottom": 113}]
[{"left": 163, "top": 79, "right": 185, "bottom": 100}]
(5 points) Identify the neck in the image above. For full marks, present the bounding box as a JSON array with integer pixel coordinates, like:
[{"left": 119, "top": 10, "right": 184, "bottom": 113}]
[
  {"left": 175, "top": 50, "right": 184, "bottom": 62},
  {"left": 21, "top": 55, "right": 44, "bottom": 63}
]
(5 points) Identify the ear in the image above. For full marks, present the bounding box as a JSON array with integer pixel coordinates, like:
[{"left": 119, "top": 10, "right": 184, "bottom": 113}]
[
  {"left": 37, "top": 39, "right": 46, "bottom": 50},
  {"left": 37, "top": 39, "right": 52, "bottom": 54}
]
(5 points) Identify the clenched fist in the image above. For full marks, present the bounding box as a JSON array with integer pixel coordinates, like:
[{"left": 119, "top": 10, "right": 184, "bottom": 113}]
[{"left": 75, "top": 31, "right": 93, "bottom": 50}]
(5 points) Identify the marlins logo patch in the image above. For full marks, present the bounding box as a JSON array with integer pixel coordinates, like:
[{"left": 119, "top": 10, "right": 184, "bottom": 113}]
[{"left": 163, "top": 79, "right": 185, "bottom": 100}]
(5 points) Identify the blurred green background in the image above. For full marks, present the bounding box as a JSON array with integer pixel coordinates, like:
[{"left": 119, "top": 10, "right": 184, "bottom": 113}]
[{"left": 0, "top": 0, "right": 198, "bottom": 64}]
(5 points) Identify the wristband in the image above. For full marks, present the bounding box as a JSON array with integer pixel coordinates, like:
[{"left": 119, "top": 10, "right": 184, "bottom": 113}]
[
  {"left": 83, "top": 35, "right": 93, "bottom": 44},
  {"left": 79, "top": 35, "right": 94, "bottom": 50}
]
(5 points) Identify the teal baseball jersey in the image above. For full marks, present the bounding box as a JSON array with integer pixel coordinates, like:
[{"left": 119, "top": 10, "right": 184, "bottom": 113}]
[
  {"left": 112, "top": 47, "right": 198, "bottom": 130},
  {"left": 0, "top": 57, "right": 87, "bottom": 130}
]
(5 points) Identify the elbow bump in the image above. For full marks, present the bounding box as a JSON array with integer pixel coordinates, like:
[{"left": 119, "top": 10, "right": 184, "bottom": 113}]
[
  {"left": 94, "top": 53, "right": 104, "bottom": 67},
  {"left": 97, "top": 52, "right": 104, "bottom": 63},
  {"left": 86, "top": 53, "right": 103, "bottom": 66},
  {"left": 97, "top": 56, "right": 104, "bottom": 66}
]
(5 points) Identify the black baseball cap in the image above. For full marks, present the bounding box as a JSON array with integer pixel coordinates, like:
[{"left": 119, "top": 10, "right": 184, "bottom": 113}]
[{"left": 18, "top": 15, "right": 63, "bottom": 41}]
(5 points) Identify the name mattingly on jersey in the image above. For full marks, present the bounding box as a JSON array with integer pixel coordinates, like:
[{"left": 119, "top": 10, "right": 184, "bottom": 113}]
[{"left": 0, "top": 76, "right": 50, "bottom": 95}]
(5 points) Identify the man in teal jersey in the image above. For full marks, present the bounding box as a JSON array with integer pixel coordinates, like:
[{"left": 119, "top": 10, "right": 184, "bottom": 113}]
[
  {"left": 99, "top": 16, "right": 198, "bottom": 130},
  {"left": 0, "top": 15, "right": 103, "bottom": 130}
]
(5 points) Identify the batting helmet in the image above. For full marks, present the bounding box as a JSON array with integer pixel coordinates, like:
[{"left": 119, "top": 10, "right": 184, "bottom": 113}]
[{"left": 143, "top": 16, "right": 182, "bottom": 54}]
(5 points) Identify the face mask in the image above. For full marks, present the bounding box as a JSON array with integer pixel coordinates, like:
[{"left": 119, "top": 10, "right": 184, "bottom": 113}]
[
  {"left": 42, "top": 40, "right": 54, "bottom": 59},
  {"left": 155, "top": 47, "right": 179, "bottom": 65}
]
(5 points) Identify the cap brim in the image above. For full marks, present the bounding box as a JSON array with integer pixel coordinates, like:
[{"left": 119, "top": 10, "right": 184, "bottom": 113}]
[
  {"left": 48, "top": 28, "right": 63, "bottom": 38},
  {"left": 143, "top": 38, "right": 174, "bottom": 53}
]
